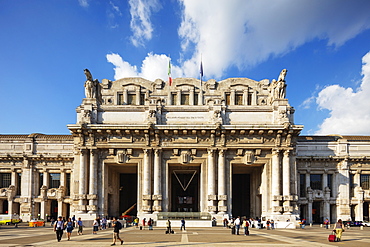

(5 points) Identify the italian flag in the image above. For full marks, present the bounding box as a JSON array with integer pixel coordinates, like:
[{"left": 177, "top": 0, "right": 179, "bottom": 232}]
[{"left": 168, "top": 60, "right": 172, "bottom": 86}]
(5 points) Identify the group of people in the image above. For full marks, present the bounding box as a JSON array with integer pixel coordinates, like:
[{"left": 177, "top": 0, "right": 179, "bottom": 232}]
[
  {"left": 52, "top": 216, "right": 124, "bottom": 245},
  {"left": 227, "top": 216, "right": 251, "bottom": 235}
]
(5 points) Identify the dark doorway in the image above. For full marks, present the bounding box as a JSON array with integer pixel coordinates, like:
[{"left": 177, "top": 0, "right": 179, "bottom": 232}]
[
  {"left": 119, "top": 174, "right": 137, "bottom": 216},
  {"left": 364, "top": 202, "right": 369, "bottom": 221},
  {"left": 232, "top": 174, "right": 250, "bottom": 218},
  {"left": 50, "top": 200, "right": 58, "bottom": 219},
  {"left": 312, "top": 201, "right": 321, "bottom": 223},
  {"left": 2, "top": 200, "right": 8, "bottom": 214},
  {"left": 171, "top": 170, "right": 199, "bottom": 212}
]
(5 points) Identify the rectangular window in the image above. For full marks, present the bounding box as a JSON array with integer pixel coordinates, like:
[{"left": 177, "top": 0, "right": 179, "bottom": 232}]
[
  {"left": 140, "top": 93, "right": 145, "bottom": 105},
  {"left": 235, "top": 94, "right": 243, "bottom": 105},
  {"left": 181, "top": 93, "right": 189, "bottom": 105},
  {"left": 327, "top": 174, "right": 333, "bottom": 197},
  {"left": 127, "top": 93, "right": 136, "bottom": 105},
  {"left": 300, "top": 174, "right": 306, "bottom": 197},
  {"left": 117, "top": 93, "right": 124, "bottom": 105},
  {"left": 0, "top": 173, "right": 11, "bottom": 188},
  {"left": 310, "top": 174, "right": 322, "bottom": 190},
  {"left": 225, "top": 93, "right": 231, "bottom": 105},
  {"left": 17, "top": 173, "right": 21, "bottom": 195},
  {"left": 39, "top": 173, "right": 43, "bottom": 195},
  {"left": 171, "top": 93, "right": 178, "bottom": 105},
  {"left": 49, "top": 173, "right": 61, "bottom": 189},
  {"left": 194, "top": 93, "right": 199, "bottom": 105},
  {"left": 247, "top": 93, "right": 252, "bottom": 105},
  {"left": 361, "top": 174, "right": 370, "bottom": 190},
  {"left": 66, "top": 173, "right": 71, "bottom": 196}
]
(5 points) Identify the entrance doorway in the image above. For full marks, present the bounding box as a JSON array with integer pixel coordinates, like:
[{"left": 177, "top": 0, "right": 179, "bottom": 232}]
[
  {"left": 119, "top": 174, "right": 137, "bottom": 216},
  {"left": 50, "top": 200, "right": 58, "bottom": 219},
  {"left": 232, "top": 174, "right": 250, "bottom": 217},
  {"left": 364, "top": 202, "right": 369, "bottom": 221},
  {"left": 312, "top": 201, "right": 321, "bottom": 223},
  {"left": 171, "top": 170, "right": 199, "bottom": 212}
]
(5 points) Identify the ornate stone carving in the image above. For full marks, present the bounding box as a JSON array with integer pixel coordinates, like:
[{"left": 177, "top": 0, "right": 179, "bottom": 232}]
[
  {"left": 87, "top": 194, "right": 98, "bottom": 200},
  {"left": 218, "top": 206, "right": 227, "bottom": 212},
  {"left": 273, "top": 206, "right": 283, "bottom": 212},
  {"left": 152, "top": 194, "right": 162, "bottom": 200},
  {"left": 208, "top": 194, "right": 217, "bottom": 201},
  {"left": 86, "top": 205, "right": 97, "bottom": 211},
  {"left": 142, "top": 194, "right": 152, "bottom": 200},
  {"left": 273, "top": 195, "right": 282, "bottom": 201},
  {"left": 153, "top": 205, "right": 162, "bottom": 212},
  {"left": 208, "top": 205, "right": 217, "bottom": 212},
  {"left": 218, "top": 194, "right": 227, "bottom": 201}
]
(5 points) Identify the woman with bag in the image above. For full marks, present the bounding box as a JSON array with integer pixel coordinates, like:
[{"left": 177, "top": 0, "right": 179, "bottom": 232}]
[
  {"left": 333, "top": 219, "right": 345, "bottom": 241},
  {"left": 64, "top": 218, "right": 74, "bottom": 240}
]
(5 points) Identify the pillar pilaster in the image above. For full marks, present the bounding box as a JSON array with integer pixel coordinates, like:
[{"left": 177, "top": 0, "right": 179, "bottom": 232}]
[
  {"left": 218, "top": 149, "right": 227, "bottom": 213},
  {"left": 207, "top": 149, "right": 216, "bottom": 213},
  {"left": 153, "top": 149, "right": 162, "bottom": 212}
]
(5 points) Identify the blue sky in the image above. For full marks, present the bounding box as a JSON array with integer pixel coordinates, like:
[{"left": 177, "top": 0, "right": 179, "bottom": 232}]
[{"left": 1, "top": 0, "right": 370, "bottom": 135}]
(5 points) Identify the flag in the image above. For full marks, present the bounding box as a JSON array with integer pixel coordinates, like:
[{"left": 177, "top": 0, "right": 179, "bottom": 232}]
[
  {"left": 168, "top": 60, "right": 172, "bottom": 86},
  {"left": 200, "top": 61, "right": 203, "bottom": 78}
]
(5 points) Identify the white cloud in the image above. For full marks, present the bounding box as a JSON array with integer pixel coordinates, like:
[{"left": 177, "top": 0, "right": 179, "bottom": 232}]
[
  {"left": 78, "top": 0, "right": 89, "bottom": 8},
  {"left": 108, "top": 0, "right": 370, "bottom": 81},
  {"left": 176, "top": 0, "right": 370, "bottom": 79},
  {"left": 128, "top": 0, "right": 161, "bottom": 47},
  {"left": 315, "top": 52, "right": 370, "bottom": 135},
  {"left": 106, "top": 53, "right": 183, "bottom": 81}
]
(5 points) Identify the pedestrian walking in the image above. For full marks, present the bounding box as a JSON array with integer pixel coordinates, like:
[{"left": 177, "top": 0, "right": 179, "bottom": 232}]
[
  {"left": 333, "top": 219, "right": 345, "bottom": 242},
  {"left": 180, "top": 218, "right": 186, "bottom": 231},
  {"left": 111, "top": 217, "right": 124, "bottom": 246},
  {"left": 77, "top": 217, "right": 83, "bottom": 235},
  {"left": 64, "top": 218, "right": 74, "bottom": 240},
  {"left": 234, "top": 216, "right": 241, "bottom": 235},
  {"left": 93, "top": 218, "right": 99, "bottom": 234},
  {"left": 166, "top": 219, "right": 172, "bottom": 234},
  {"left": 102, "top": 217, "right": 107, "bottom": 230},
  {"left": 271, "top": 219, "right": 275, "bottom": 229},
  {"left": 266, "top": 219, "right": 271, "bottom": 230},
  {"left": 53, "top": 216, "right": 64, "bottom": 242},
  {"left": 301, "top": 219, "right": 306, "bottom": 229}
]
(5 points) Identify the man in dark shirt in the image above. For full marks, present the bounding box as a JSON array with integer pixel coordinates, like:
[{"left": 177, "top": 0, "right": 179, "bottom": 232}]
[{"left": 111, "top": 217, "right": 124, "bottom": 246}]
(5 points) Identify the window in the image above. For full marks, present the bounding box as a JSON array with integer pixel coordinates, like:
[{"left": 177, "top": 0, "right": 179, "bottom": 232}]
[
  {"left": 127, "top": 93, "right": 136, "bottom": 105},
  {"left": 327, "top": 174, "right": 333, "bottom": 197},
  {"left": 181, "top": 93, "right": 189, "bottom": 105},
  {"left": 117, "top": 93, "right": 124, "bottom": 105},
  {"left": 171, "top": 93, "right": 178, "bottom": 105},
  {"left": 49, "top": 173, "right": 60, "bottom": 189},
  {"left": 300, "top": 174, "right": 306, "bottom": 197},
  {"left": 194, "top": 93, "right": 199, "bottom": 105},
  {"left": 247, "top": 93, "right": 252, "bottom": 105},
  {"left": 140, "top": 93, "right": 145, "bottom": 105},
  {"left": 39, "top": 173, "right": 43, "bottom": 195},
  {"left": 310, "top": 174, "right": 322, "bottom": 190},
  {"left": 66, "top": 173, "right": 71, "bottom": 196},
  {"left": 235, "top": 93, "right": 243, "bottom": 105},
  {"left": 0, "top": 173, "right": 11, "bottom": 188},
  {"left": 17, "top": 173, "right": 21, "bottom": 195},
  {"left": 225, "top": 93, "right": 231, "bottom": 105},
  {"left": 361, "top": 174, "right": 370, "bottom": 190}
]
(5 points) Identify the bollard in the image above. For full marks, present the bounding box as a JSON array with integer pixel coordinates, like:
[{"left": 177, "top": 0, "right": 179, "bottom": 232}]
[
  {"left": 320, "top": 224, "right": 323, "bottom": 228},
  {"left": 361, "top": 225, "right": 364, "bottom": 230},
  {"left": 310, "top": 223, "right": 312, "bottom": 227}
]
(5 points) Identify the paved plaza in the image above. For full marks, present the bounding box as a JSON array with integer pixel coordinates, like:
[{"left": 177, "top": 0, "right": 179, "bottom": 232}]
[{"left": 1, "top": 223, "right": 370, "bottom": 246}]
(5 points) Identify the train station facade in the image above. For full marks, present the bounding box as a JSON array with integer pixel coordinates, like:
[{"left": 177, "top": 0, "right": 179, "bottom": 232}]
[{"left": 1, "top": 71, "right": 370, "bottom": 226}]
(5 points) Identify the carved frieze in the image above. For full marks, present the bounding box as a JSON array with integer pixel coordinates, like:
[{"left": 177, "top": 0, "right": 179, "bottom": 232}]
[{"left": 208, "top": 194, "right": 217, "bottom": 201}]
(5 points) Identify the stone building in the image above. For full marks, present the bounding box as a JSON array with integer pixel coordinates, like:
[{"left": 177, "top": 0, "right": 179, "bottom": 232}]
[{"left": 1, "top": 70, "right": 369, "bottom": 226}]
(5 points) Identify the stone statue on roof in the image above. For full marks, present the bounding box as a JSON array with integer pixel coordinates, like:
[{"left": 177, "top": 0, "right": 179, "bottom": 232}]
[{"left": 84, "top": 69, "right": 102, "bottom": 103}]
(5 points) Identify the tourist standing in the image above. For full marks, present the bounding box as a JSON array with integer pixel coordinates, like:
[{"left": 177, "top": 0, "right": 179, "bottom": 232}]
[
  {"left": 148, "top": 218, "right": 153, "bottom": 230},
  {"left": 234, "top": 216, "right": 241, "bottom": 235},
  {"left": 324, "top": 218, "right": 330, "bottom": 229},
  {"left": 266, "top": 219, "right": 271, "bottom": 230},
  {"left": 142, "top": 218, "right": 146, "bottom": 230},
  {"left": 77, "top": 217, "right": 83, "bottom": 235},
  {"left": 271, "top": 219, "right": 275, "bottom": 229},
  {"left": 301, "top": 219, "right": 306, "bottom": 229},
  {"left": 111, "top": 217, "right": 124, "bottom": 246},
  {"left": 334, "top": 219, "right": 345, "bottom": 242},
  {"left": 64, "top": 218, "right": 74, "bottom": 240},
  {"left": 102, "top": 217, "right": 107, "bottom": 230},
  {"left": 242, "top": 218, "right": 249, "bottom": 235},
  {"left": 93, "top": 218, "right": 99, "bottom": 234},
  {"left": 180, "top": 218, "right": 186, "bottom": 231},
  {"left": 53, "top": 216, "right": 64, "bottom": 242}
]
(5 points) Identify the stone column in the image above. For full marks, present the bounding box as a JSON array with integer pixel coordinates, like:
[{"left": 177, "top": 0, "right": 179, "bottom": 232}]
[
  {"left": 271, "top": 149, "right": 281, "bottom": 214},
  {"left": 177, "top": 91, "right": 181, "bottom": 105},
  {"left": 243, "top": 89, "right": 248, "bottom": 105},
  {"left": 88, "top": 149, "right": 98, "bottom": 213},
  {"left": 218, "top": 149, "right": 227, "bottom": 213},
  {"left": 78, "top": 149, "right": 87, "bottom": 213},
  {"left": 190, "top": 88, "right": 194, "bottom": 105},
  {"left": 153, "top": 149, "right": 162, "bottom": 212},
  {"left": 142, "top": 149, "right": 152, "bottom": 213},
  {"left": 282, "top": 150, "right": 291, "bottom": 214},
  {"left": 307, "top": 200, "right": 313, "bottom": 224},
  {"left": 207, "top": 149, "right": 216, "bottom": 213}
]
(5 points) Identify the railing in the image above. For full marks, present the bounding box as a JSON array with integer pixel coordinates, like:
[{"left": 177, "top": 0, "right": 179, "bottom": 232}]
[{"left": 157, "top": 212, "right": 211, "bottom": 220}]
